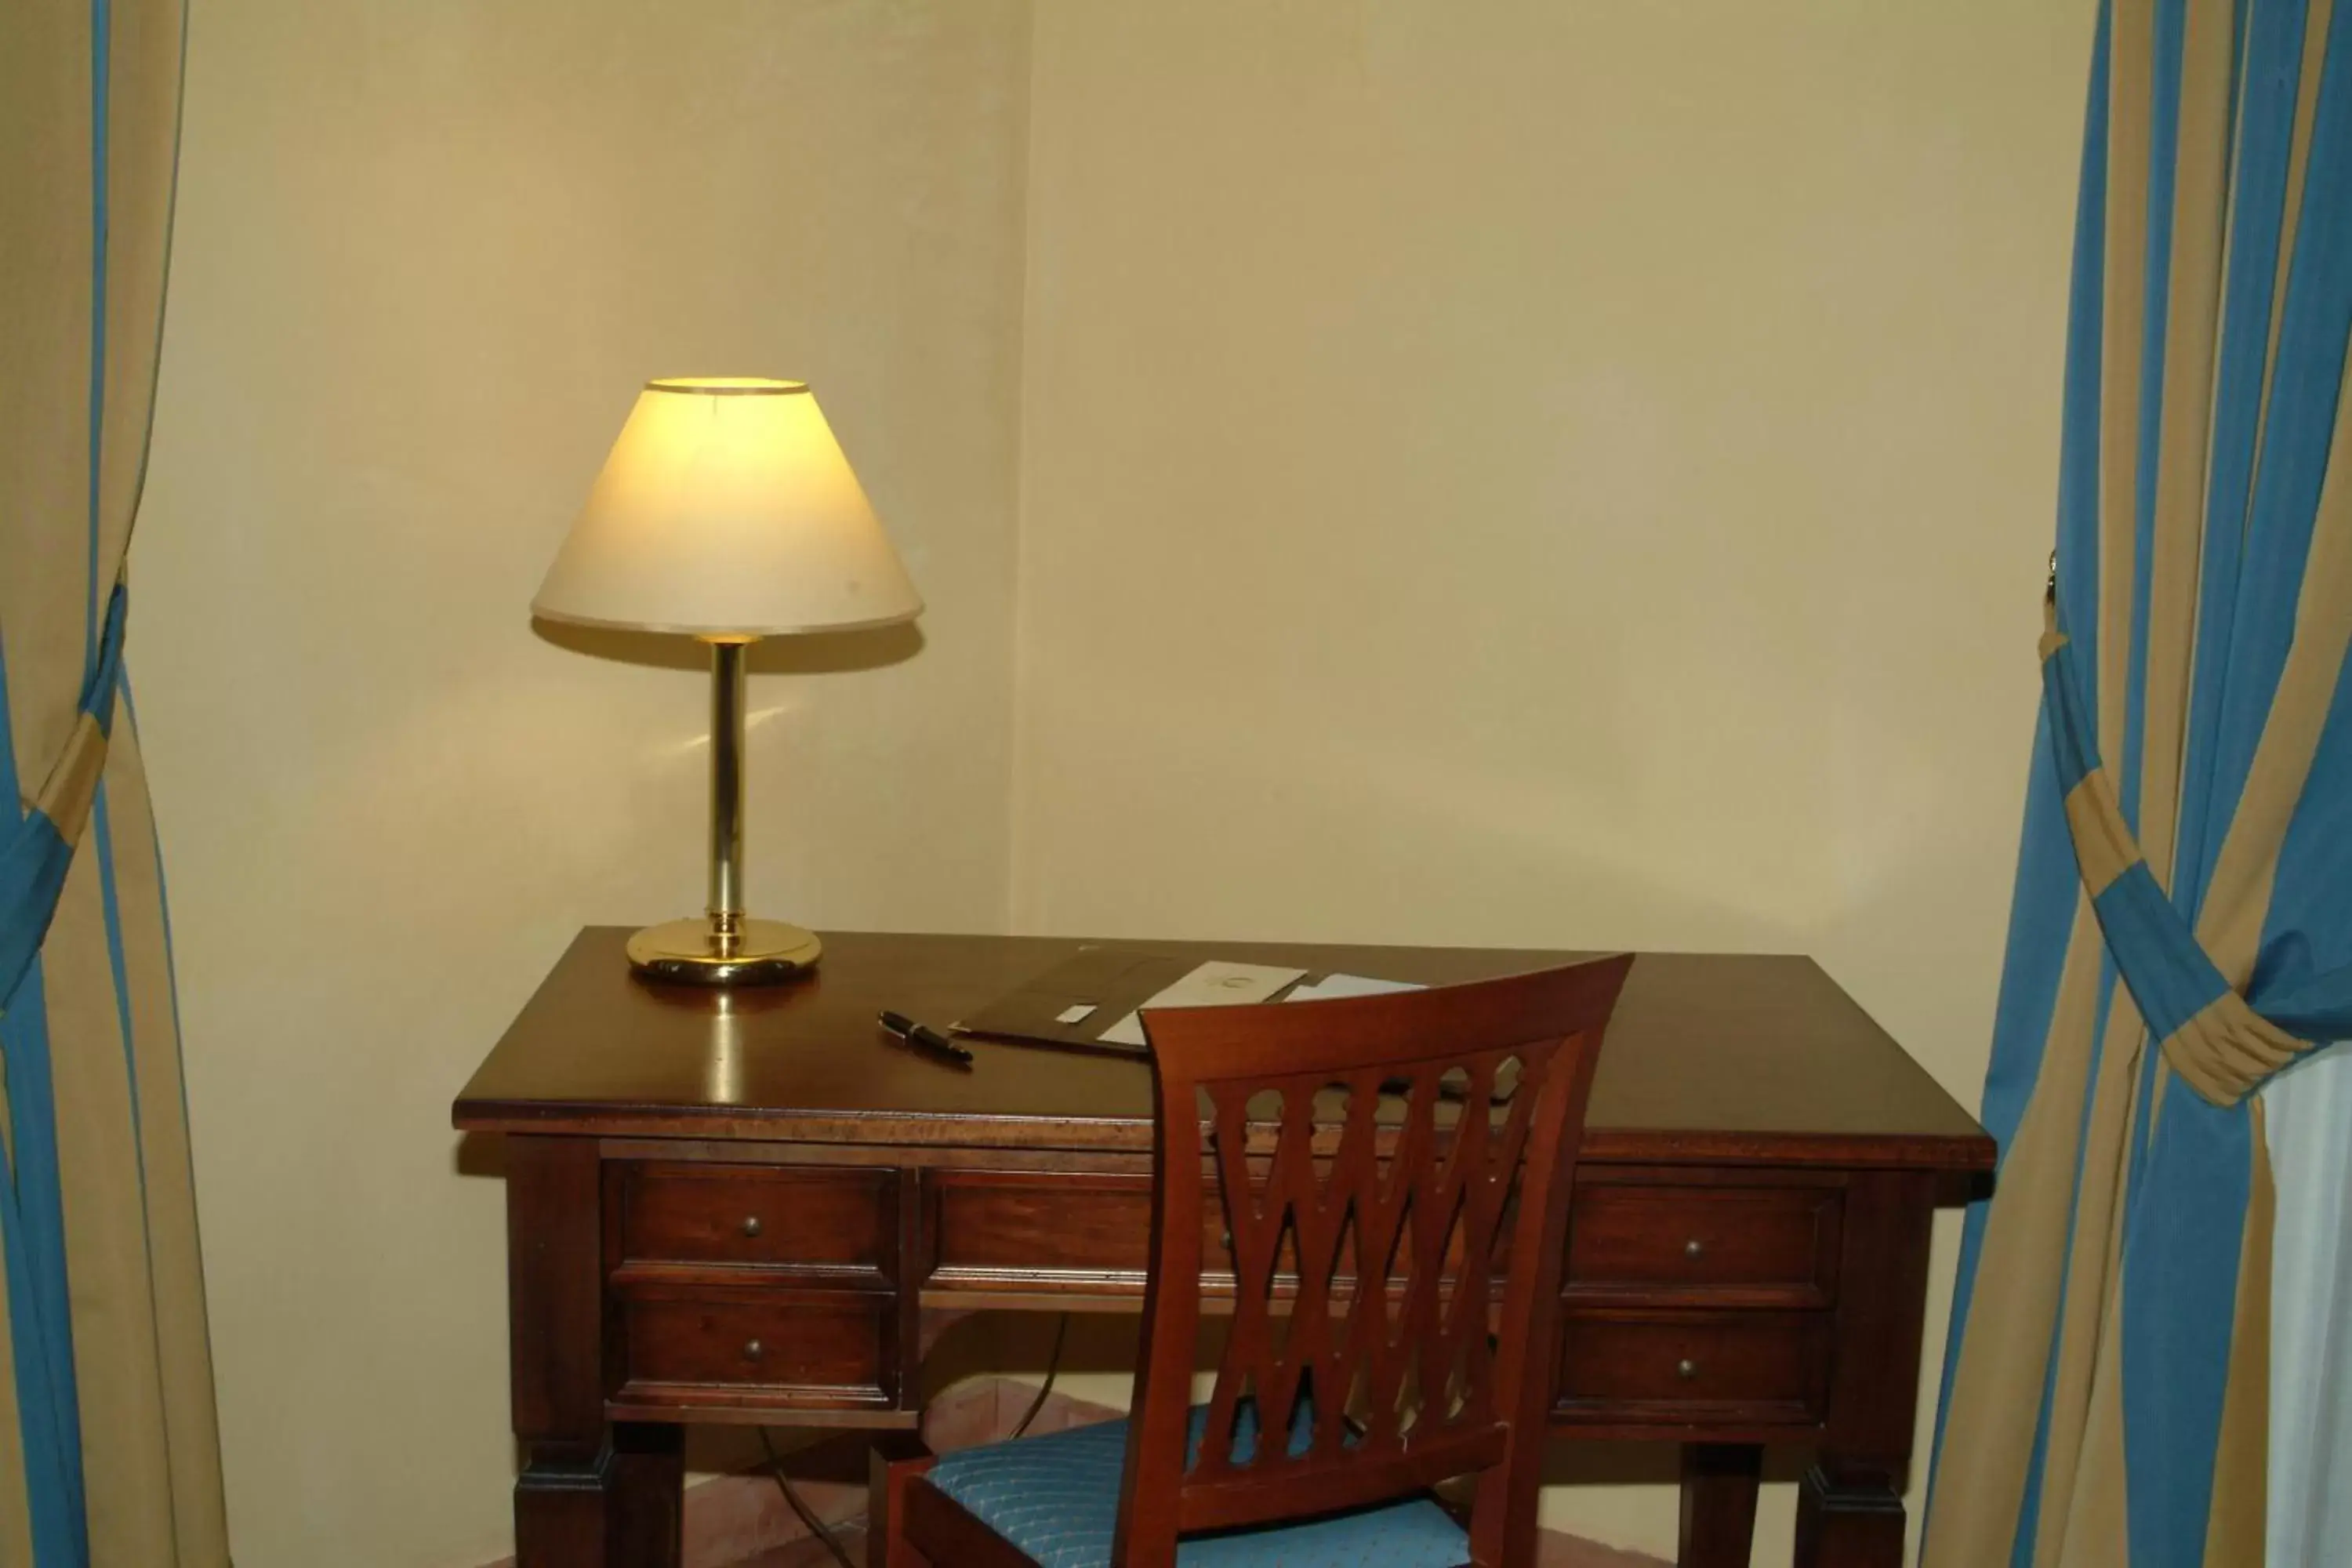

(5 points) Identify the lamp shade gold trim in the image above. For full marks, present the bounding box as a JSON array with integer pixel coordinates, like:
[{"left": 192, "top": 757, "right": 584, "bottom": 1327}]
[
  {"left": 528, "top": 603, "right": 922, "bottom": 640},
  {"left": 644, "top": 377, "right": 811, "bottom": 397}
]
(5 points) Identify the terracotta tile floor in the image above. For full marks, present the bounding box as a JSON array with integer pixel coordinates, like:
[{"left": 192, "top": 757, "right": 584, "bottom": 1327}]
[{"left": 726, "top": 1526, "right": 864, "bottom": 1566}]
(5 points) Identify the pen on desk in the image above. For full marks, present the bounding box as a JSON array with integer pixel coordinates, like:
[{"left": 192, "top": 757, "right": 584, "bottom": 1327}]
[{"left": 878, "top": 1010, "right": 975, "bottom": 1066}]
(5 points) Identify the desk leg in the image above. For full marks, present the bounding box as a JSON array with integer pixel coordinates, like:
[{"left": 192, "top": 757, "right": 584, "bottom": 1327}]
[
  {"left": 869, "top": 1432, "right": 935, "bottom": 1567},
  {"left": 514, "top": 1426, "right": 683, "bottom": 1567},
  {"left": 1679, "top": 1443, "right": 1761, "bottom": 1566},
  {"left": 1795, "top": 1460, "right": 1905, "bottom": 1568},
  {"left": 506, "top": 1136, "right": 683, "bottom": 1568},
  {"left": 1793, "top": 1170, "right": 1937, "bottom": 1568}
]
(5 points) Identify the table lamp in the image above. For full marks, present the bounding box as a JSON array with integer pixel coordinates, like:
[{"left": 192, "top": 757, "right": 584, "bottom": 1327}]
[{"left": 532, "top": 377, "right": 922, "bottom": 984}]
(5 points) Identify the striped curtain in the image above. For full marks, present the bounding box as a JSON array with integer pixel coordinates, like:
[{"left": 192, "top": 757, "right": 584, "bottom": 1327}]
[
  {"left": 0, "top": 2, "right": 228, "bottom": 1565},
  {"left": 1927, "top": 1, "right": 2352, "bottom": 1564}
]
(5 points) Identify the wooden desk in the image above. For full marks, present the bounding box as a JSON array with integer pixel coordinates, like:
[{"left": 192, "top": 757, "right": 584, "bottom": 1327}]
[{"left": 455, "top": 929, "right": 1992, "bottom": 1568}]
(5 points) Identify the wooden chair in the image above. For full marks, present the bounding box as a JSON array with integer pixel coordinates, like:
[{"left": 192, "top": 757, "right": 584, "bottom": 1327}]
[{"left": 887, "top": 954, "right": 1634, "bottom": 1568}]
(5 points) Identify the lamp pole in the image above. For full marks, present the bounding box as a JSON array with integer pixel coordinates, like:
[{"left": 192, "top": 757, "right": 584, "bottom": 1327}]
[
  {"left": 705, "top": 636, "right": 751, "bottom": 952},
  {"left": 621, "top": 637, "right": 822, "bottom": 985}
]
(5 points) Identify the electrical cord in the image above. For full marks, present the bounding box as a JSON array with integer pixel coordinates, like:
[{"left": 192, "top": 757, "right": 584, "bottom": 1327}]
[
  {"left": 1009, "top": 1313, "right": 1071, "bottom": 1439},
  {"left": 758, "top": 1427, "right": 857, "bottom": 1568},
  {"left": 755, "top": 1312, "right": 1069, "bottom": 1566}
]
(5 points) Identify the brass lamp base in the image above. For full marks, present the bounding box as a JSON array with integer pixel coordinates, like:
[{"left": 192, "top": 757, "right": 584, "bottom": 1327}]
[{"left": 626, "top": 916, "right": 823, "bottom": 986}]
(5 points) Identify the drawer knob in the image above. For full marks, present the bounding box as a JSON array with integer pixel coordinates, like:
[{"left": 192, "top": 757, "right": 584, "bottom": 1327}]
[
  {"left": 741, "top": 1216, "right": 764, "bottom": 1239},
  {"left": 1677, "top": 1358, "right": 1698, "bottom": 1381},
  {"left": 744, "top": 1339, "right": 764, "bottom": 1363},
  {"left": 1683, "top": 1238, "right": 1705, "bottom": 1260}
]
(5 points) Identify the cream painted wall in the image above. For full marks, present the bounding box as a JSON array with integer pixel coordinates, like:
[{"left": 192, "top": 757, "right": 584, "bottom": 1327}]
[
  {"left": 130, "top": 3, "right": 1030, "bottom": 1565},
  {"left": 128, "top": 2, "right": 2096, "bottom": 1563},
  {"left": 1009, "top": 2, "right": 2092, "bottom": 1561}
]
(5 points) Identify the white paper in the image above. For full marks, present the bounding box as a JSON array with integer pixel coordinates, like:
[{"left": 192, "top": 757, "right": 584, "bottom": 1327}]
[
  {"left": 1055, "top": 1003, "right": 1099, "bottom": 1025},
  {"left": 1283, "top": 972, "right": 1425, "bottom": 1004},
  {"left": 1098, "top": 960, "right": 1308, "bottom": 1047}
]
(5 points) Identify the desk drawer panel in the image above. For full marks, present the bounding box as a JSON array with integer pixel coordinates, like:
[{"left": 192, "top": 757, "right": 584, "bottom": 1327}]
[
  {"left": 621, "top": 1163, "right": 896, "bottom": 1277},
  {"left": 926, "top": 1171, "right": 1275, "bottom": 1294},
  {"left": 927, "top": 1171, "right": 1156, "bottom": 1290},
  {"left": 1553, "top": 1311, "right": 1828, "bottom": 1426},
  {"left": 621, "top": 1290, "right": 894, "bottom": 1408},
  {"left": 1565, "top": 1182, "right": 1840, "bottom": 1306}
]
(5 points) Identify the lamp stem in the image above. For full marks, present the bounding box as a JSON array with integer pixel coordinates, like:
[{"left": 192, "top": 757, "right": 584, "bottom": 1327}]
[
  {"left": 706, "top": 637, "right": 751, "bottom": 945},
  {"left": 624, "top": 633, "right": 817, "bottom": 984}
]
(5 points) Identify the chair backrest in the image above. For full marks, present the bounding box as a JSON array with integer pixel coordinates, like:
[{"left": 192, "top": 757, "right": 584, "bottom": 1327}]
[{"left": 1111, "top": 955, "right": 1633, "bottom": 1568}]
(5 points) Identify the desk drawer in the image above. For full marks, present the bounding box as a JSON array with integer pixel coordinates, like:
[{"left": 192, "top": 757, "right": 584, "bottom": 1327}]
[
  {"left": 926, "top": 1171, "right": 1153, "bottom": 1293},
  {"left": 619, "top": 1163, "right": 896, "bottom": 1280},
  {"left": 619, "top": 1287, "right": 896, "bottom": 1411},
  {"left": 1553, "top": 1310, "right": 1829, "bottom": 1427},
  {"left": 1565, "top": 1181, "right": 1840, "bottom": 1307},
  {"left": 927, "top": 1165, "right": 1509, "bottom": 1298},
  {"left": 923, "top": 1171, "right": 1290, "bottom": 1298}
]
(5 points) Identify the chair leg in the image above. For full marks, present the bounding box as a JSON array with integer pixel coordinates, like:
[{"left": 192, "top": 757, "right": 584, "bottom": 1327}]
[{"left": 868, "top": 1434, "right": 936, "bottom": 1567}]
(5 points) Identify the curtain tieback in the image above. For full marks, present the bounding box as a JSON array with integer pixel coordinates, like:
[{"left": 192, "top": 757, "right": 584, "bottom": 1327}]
[
  {"left": 2038, "top": 597, "right": 2343, "bottom": 1105},
  {"left": 0, "top": 580, "right": 128, "bottom": 1015}
]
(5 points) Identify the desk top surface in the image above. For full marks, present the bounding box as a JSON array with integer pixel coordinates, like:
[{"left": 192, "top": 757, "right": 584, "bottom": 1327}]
[{"left": 454, "top": 928, "right": 1991, "bottom": 1172}]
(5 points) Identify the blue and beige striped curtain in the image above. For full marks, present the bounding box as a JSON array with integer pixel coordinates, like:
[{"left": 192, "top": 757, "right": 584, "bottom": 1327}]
[
  {"left": 1928, "top": 1, "right": 2352, "bottom": 1564},
  {"left": 1, "top": 2, "right": 227, "bottom": 1564}
]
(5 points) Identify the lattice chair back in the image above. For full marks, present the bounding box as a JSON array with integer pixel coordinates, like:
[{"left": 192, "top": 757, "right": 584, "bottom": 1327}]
[{"left": 1114, "top": 955, "right": 1633, "bottom": 1568}]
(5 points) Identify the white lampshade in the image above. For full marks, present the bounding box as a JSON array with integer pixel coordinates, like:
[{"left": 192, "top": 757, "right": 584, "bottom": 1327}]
[{"left": 532, "top": 378, "right": 923, "bottom": 637}]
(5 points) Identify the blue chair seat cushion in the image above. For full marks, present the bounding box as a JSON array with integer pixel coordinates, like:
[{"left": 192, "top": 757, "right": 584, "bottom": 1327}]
[{"left": 923, "top": 1404, "right": 1469, "bottom": 1567}]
